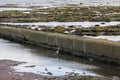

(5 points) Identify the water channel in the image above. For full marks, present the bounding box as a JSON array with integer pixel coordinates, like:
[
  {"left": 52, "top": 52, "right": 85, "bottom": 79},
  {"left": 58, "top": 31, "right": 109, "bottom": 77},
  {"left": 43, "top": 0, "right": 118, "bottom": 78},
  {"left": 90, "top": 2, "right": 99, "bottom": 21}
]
[
  {"left": 1, "top": 21, "right": 120, "bottom": 28},
  {"left": 0, "top": 38, "right": 120, "bottom": 77},
  {"left": 0, "top": 0, "right": 120, "bottom": 78}
]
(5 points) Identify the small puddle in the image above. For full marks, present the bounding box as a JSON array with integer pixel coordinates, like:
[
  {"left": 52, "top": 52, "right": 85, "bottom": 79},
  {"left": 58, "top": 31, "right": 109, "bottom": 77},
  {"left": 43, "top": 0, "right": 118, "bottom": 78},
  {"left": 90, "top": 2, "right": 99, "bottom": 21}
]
[{"left": 84, "top": 35, "right": 120, "bottom": 42}]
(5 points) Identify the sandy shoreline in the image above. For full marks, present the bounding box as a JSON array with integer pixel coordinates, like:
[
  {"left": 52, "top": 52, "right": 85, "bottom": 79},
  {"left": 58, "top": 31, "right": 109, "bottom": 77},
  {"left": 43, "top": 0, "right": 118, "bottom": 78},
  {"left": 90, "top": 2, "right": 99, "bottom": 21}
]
[
  {"left": 0, "top": 59, "right": 119, "bottom": 80},
  {"left": 0, "top": 60, "right": 52, "bottom": 80}
]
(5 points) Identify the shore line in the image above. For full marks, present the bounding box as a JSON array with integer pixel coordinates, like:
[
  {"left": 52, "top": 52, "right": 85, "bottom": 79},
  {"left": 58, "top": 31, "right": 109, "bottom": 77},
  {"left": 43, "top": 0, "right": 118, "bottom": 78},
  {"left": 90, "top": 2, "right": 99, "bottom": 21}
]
[
  {"left": 0, "top": 59, "right": 115, "bottom": 80},
  {"left": 0, "top": 26, "right": 120, "bottom": 65}
]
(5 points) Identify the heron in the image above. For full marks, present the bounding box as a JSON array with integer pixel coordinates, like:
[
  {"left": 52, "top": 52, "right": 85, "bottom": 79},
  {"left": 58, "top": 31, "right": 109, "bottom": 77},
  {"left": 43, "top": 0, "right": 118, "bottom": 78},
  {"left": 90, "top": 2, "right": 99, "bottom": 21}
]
[{"left": 55, "top": 47, "right": 60, "bottom": 55}]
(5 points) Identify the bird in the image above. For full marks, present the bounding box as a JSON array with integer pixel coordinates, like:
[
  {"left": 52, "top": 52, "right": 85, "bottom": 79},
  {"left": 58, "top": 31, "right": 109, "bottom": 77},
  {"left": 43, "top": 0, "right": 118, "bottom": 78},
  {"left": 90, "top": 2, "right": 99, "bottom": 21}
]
[{"left": 55, "top": 47, "right": 60, "bottom": 55}]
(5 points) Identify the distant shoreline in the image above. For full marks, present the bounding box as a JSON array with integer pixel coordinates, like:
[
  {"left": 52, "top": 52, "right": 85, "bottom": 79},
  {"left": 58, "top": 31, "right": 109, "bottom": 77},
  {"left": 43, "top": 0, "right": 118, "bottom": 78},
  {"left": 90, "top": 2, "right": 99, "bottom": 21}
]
[{"left": 0, "top": 5, "right": 120, "bottom": 22}]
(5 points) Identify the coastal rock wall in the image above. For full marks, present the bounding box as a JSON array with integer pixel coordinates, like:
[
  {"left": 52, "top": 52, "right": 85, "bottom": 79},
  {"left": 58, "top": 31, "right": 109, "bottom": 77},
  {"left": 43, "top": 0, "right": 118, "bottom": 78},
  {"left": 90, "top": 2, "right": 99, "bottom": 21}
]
[{"left": 0, "top": 26, "right": 120, "bottom": 64}]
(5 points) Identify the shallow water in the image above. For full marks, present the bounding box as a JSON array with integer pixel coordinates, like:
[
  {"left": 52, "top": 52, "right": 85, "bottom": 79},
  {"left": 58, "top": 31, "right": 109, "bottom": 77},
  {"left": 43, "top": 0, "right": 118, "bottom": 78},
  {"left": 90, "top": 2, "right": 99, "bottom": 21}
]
[
  {"left": 0, "top": 38, "right": 97, "bottom": 76},
  {"left": 1, "top": 21, "right": 120, "bottom": 28},
  {"left": 0, "top": 38, "right": 120, "bottom": 77},
  {"left": 0, "top": 8, "right": 32, "bottom": 11},
  {"left": 84, "top": 35, "right": 120, "bottom": 42},
  {"left": 0, "top": 0, "right": 120, "bottom": 7}
]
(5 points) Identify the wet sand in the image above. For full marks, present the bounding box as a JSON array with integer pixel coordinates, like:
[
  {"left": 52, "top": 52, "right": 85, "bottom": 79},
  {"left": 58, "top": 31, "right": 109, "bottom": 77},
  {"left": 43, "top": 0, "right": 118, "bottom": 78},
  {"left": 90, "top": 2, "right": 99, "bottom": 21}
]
[
  {"left": 0, "top": 59, "right": 118, "bottom": 80},
  {"left": 0, "top": 60, "right": 50, "bottom": 80}
]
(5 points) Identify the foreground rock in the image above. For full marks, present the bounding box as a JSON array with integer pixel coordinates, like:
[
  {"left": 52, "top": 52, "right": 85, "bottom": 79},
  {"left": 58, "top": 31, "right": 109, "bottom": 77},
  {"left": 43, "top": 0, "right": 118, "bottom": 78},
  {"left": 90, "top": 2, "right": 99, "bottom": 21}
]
[{"left": 0, "top": 60, "right": 118, "bottom": 80}]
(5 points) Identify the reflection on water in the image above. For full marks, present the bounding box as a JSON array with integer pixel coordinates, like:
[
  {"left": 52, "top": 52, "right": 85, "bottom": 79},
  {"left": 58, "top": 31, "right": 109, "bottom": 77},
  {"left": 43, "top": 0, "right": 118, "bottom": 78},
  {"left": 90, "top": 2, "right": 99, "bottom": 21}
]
[
  {"left": 0, "top": 38, "right": 120, "bottom": 77},
  {"left": 0, "top": 0, "right": 120, "bottom": 6}
]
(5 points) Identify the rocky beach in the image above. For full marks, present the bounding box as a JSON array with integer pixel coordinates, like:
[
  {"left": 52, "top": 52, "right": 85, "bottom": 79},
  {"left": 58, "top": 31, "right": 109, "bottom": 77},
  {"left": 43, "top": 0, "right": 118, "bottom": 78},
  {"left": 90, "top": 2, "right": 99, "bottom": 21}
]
[{"left": 0, "top": 0, "right": 120, "bottom": 80}]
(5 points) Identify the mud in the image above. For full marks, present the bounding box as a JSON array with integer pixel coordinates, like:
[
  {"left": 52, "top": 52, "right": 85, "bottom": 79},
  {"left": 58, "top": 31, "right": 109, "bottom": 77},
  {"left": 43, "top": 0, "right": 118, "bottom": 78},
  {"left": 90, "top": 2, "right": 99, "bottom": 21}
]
[{"left": 0, "top": 60, "right": 118, "bottom": 80}]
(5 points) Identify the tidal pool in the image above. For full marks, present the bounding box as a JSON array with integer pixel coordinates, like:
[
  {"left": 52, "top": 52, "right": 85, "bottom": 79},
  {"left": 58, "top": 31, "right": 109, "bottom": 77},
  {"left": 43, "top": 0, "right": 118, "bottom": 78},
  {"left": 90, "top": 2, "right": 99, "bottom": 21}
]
[{"left": 84, "top": 35, "right": 120, "bottom": 42}]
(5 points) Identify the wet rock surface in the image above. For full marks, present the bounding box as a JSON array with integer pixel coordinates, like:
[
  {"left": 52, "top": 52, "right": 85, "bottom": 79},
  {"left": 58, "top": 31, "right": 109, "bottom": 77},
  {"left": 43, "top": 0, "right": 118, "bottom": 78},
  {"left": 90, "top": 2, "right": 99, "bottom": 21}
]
[{"left": 0, "top": 59, "right": 119, "bottom": 80}]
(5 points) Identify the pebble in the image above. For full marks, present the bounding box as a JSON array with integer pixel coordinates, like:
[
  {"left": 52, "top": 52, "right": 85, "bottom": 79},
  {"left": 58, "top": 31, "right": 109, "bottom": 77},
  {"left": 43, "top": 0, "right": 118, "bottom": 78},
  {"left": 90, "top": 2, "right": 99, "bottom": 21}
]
[
  {"left": 112, "top": 76, "right": 119, "bottom": 80},
  {"left": 45, "top": 68, "right": 48, "bottom": 71},
  {"left": 82, "top": 72, "right": 86, "bottom": 74},
  {"left": 24, "top": 65, "right": 36, "bottom": 67},
  {"left": 58, "top": 67, "right": 62, "bottom": 69},
  {"left": 47, "top": 72, "right": 53, "bottom": 75}
]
